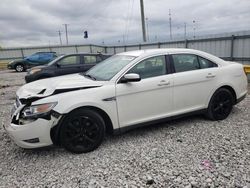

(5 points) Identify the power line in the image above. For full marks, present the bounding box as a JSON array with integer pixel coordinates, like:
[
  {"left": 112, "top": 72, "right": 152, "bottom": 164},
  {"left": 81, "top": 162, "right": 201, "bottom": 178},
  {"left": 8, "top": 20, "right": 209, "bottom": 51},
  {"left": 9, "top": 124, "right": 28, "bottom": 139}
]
[
  {"left": 123, "top": 0, "right": 130, "bottom": 44},
  {"left": 85, "top": 0, "right": 114, "bottom": 27},
  {"left": 124, "top": 0, "right": 135, "bottom": 43}
]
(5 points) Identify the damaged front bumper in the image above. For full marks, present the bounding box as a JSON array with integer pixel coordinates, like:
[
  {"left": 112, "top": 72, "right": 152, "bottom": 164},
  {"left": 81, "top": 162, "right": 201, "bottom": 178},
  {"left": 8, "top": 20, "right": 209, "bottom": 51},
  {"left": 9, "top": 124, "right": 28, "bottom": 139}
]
[
  {"left": 4, "top": 97, "right": 61, "bottom": 149},
  {"left": 4, "top": 118, "right": 56, "bottom": 148}
]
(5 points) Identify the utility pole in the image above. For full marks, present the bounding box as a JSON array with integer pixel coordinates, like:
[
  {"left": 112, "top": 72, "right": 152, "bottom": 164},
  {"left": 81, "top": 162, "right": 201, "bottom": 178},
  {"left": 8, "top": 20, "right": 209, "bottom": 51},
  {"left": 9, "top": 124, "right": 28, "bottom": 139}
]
[
  {"left": 122, "top": 35, "right": 125, "bottom": 45},
  {"left": 63, "top": 24, "right": 69, "bottom": 45},
  {"left": 193, "top": 20, "right": 196, "bottom": 39},
  {"left": 169, "top": 9, "right": 172, "bottom": 40},
  {"left": 140, "top": 0, "right": 147, "bottom": 42},
  {"left": 57, "top": 30, "right": 62, "bottom": 45},
  {"left": 155, "top": 35, "right": 158, "bottom": 42},
  {"left": 146, "top": 17, "right": 149, "bottom": 42},
  {"left": 184, "top": 22, "right": 187, "bottom": 39}
]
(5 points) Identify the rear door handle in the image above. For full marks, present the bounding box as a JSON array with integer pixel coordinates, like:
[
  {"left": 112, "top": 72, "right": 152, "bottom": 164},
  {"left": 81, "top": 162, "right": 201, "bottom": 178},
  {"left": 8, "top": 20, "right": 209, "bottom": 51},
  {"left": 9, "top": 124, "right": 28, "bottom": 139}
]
[{"left": 158, "top": 80, "right": 170, "bottom": 86}]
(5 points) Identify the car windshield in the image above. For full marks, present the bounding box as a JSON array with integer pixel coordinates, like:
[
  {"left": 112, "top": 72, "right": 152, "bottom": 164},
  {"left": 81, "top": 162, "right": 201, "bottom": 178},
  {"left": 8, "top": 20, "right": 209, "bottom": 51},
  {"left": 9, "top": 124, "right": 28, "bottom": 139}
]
[
  {"left": 47, "top": 55, "right": 64, "bottom": 65},
  {"left": 84, "top": 55, "right": 136, "bottom": 81}
]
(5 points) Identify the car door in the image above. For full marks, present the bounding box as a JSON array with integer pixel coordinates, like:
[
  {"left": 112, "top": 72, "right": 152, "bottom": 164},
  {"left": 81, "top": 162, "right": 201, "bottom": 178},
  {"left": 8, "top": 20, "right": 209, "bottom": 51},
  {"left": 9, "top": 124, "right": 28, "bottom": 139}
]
[
  {"left": 81, "top": 55, "right": 98, "bottom": 72},
  {"left": 170, "top": 53, "right": 218, "bottom": 115},
  {"left": 55, "top": 55, "right": 81, "bottom": 76},
  {"left": 115, "top": 55, "right": 174, "bottom": 128}
]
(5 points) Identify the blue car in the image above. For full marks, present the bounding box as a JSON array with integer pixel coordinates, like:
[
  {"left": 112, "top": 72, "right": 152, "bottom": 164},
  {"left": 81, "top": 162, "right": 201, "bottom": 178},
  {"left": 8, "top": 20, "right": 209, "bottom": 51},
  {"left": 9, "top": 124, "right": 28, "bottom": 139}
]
[{"left": 7, "top": 52, "right": 58, "bottom": 72}]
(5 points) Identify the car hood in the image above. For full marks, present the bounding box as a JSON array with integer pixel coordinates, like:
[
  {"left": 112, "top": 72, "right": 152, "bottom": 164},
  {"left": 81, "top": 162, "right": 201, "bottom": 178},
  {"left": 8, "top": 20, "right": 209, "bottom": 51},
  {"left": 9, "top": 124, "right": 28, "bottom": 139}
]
[
  {"left": 30, "top": 65, "right": 47, "bottom": 69},
  {"left": 17, "top": 74, "right": 105, "bottom": 100},
  {"left": 27, "top": 65, "right": 47, "bottom": 73},
  {"left": 8, "top": 59, "right": 26, "bottom": 65}
]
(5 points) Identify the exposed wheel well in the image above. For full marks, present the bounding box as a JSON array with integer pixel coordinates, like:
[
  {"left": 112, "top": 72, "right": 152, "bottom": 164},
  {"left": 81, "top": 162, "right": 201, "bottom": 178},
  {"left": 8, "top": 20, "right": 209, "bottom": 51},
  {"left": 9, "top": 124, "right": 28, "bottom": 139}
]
[
  {"left": 50, "top": 106, "right": 114, "bottom": 145},
  {"left": 217, "top": 85, "right": 237, "bottom": 104},
  {"left": 82, "top": 106, "right": 114, "bottom": 134}
]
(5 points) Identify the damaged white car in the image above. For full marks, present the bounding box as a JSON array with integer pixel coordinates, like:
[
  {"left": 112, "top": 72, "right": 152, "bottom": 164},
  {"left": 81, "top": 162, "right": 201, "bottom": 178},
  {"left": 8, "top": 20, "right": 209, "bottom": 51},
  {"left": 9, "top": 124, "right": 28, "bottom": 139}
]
[{"left": 4, "top": 49, "right": 248, "bottom": 153}]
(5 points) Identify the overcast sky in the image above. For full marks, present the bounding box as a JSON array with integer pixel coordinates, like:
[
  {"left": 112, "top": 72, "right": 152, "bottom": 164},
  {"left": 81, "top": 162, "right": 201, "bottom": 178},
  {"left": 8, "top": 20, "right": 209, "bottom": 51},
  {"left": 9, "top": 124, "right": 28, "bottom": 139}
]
[{"left": 0, "top": 0, "right": 250, "bottom": 47}]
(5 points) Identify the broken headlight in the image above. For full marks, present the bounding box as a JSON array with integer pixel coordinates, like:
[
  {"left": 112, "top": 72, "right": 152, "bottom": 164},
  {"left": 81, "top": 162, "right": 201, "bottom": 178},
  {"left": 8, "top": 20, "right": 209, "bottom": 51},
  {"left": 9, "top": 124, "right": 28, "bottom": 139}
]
[{"left": 23, "top": 102, "right": 57, "bottom": 118}]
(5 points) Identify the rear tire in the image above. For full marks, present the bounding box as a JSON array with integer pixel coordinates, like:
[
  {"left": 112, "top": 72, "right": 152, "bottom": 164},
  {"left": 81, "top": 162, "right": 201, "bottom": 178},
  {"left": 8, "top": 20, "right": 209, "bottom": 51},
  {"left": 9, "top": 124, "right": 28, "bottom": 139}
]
[
  {"left": 206, "top": 88, "right": 234, "bottom": 121},
  {"left": 59, "top": 109, "right": 105, "bottom": 153},
  {"left": 15, "top": 64, "right": 25, "bottom": 72}
]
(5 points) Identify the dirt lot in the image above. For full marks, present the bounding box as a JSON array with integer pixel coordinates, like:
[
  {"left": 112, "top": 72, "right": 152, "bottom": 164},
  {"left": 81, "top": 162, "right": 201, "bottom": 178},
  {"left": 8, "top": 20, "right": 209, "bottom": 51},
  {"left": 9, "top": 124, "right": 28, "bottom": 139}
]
[{"left": 0, "top": 70, "right": 250, "bottom": 187}]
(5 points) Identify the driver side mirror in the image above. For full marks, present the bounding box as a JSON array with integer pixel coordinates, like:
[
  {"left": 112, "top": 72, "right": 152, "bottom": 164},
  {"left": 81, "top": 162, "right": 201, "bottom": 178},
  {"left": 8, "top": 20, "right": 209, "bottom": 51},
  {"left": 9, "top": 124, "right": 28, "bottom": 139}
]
[
  {"left": 120, "top": 73, "right": 141, "bottom": 83},
  {"left": 55, "top": 63, "right": 61, "bottom": 68}
]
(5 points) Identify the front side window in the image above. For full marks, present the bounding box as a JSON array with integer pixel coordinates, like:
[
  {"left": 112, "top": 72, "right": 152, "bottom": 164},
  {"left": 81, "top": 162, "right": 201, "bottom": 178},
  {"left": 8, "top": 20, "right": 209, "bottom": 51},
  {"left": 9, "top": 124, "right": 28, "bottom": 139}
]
[
  {"left": 128, "top": 55, "right": 166, "bottom": 79},
  {"left": 84, "top": 56, "right": 97, "bottom": 64},
  {"left": 172, "top": 54, "right": 199, "bottom": 73},
  {"left": 58, "top": 55, "right": 80, "bottom": 66}
]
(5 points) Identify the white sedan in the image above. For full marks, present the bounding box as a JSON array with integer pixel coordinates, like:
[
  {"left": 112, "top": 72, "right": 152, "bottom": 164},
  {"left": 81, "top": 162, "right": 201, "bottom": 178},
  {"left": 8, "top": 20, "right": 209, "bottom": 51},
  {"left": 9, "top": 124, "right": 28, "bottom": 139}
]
[{"left": 4, "top": 49, "right": 248, "bottom": 153}]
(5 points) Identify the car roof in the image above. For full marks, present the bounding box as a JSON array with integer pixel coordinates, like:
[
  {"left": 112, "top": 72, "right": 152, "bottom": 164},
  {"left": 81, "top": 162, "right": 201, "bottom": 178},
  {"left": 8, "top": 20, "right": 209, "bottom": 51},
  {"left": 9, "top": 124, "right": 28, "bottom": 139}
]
[
  {"left": 118, "top": 48, "right": 226, "bottom": 65},
  {"left": 118, "top": 48, "right": 206, "bottom": 56},
  {"left": 60, "top": 53, "right": 110, "bottom": 56},
  {"left": 35, "top": 52, "right": 57, "bottom": 53}
]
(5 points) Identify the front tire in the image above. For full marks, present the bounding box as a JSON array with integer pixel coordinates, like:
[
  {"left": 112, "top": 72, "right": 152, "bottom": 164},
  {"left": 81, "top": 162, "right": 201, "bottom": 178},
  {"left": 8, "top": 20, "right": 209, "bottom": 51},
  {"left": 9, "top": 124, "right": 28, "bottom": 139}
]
[
  {"left": 59, "top": 109, "right": 105, "bottom": 153},
  {"left": 207, "top": 88, "right": 234, "bottom": 121},
  {"left": 15, "top": 64, "right": 25, "bottom": 72}
]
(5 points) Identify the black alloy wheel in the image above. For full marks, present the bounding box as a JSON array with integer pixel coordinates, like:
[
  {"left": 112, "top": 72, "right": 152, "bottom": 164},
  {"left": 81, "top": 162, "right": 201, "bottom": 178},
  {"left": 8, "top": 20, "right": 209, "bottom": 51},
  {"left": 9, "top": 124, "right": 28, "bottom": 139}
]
[
  {"left": 207, "top": 88, "right": 234, "bottom": 121},
  {"left": 60, "top": 109, "right": 105, "bottom": 153}
]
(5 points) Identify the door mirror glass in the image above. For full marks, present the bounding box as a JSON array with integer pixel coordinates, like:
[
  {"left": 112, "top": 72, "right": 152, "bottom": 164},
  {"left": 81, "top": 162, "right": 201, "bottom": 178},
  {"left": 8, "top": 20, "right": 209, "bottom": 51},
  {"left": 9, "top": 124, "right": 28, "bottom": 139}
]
[
  {"left": 55, "top": 63, "right": 61, "bottom": 68},
  {"left": 120, "top": 73, "right": 141, "bottom": 83}
]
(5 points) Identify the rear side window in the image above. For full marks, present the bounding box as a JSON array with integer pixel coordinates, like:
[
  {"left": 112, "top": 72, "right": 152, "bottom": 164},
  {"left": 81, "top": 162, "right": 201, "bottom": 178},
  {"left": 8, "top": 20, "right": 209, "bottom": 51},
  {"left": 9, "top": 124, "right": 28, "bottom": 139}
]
[
  {"left": 172, "top": 54, "right": 199, "bottom": 73},
  {"left": 198, "top": 56, "right": 218, "bottom": 68},
  {"left": 84, "top": 56, "right": 97, "bottom": 64}
]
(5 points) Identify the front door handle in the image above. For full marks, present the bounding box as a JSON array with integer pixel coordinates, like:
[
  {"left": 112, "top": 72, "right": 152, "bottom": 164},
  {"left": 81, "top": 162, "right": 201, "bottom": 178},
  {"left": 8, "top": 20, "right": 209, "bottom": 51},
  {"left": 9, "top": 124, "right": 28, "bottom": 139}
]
[
  {"left": 158, "top": 80, "right": 170, "bottom": 86},
  {"left": 206, "top": 73, "right": 216, "bottom": 78}
]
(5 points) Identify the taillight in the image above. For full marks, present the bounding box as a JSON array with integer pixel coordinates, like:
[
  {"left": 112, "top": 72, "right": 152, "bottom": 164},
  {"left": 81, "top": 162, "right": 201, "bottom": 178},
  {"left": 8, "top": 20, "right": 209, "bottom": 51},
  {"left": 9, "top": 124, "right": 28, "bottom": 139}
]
[{"left": 243, "top": 65, "right": 250, "bottom": 75}]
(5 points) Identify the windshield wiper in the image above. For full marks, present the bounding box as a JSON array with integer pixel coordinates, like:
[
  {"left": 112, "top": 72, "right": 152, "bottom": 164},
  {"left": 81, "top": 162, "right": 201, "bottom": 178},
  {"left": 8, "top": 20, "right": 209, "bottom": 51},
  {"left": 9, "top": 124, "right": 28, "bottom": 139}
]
[{"left": 83, "top": 73, "right": 96, "bottom": 80}]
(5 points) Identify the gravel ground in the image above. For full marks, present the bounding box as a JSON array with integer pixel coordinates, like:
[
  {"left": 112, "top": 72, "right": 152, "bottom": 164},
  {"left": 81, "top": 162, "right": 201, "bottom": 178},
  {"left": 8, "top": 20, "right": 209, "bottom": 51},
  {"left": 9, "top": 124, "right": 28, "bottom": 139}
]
[{"left": 0, "top": 69, "right": 250, "bottom": 188}]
